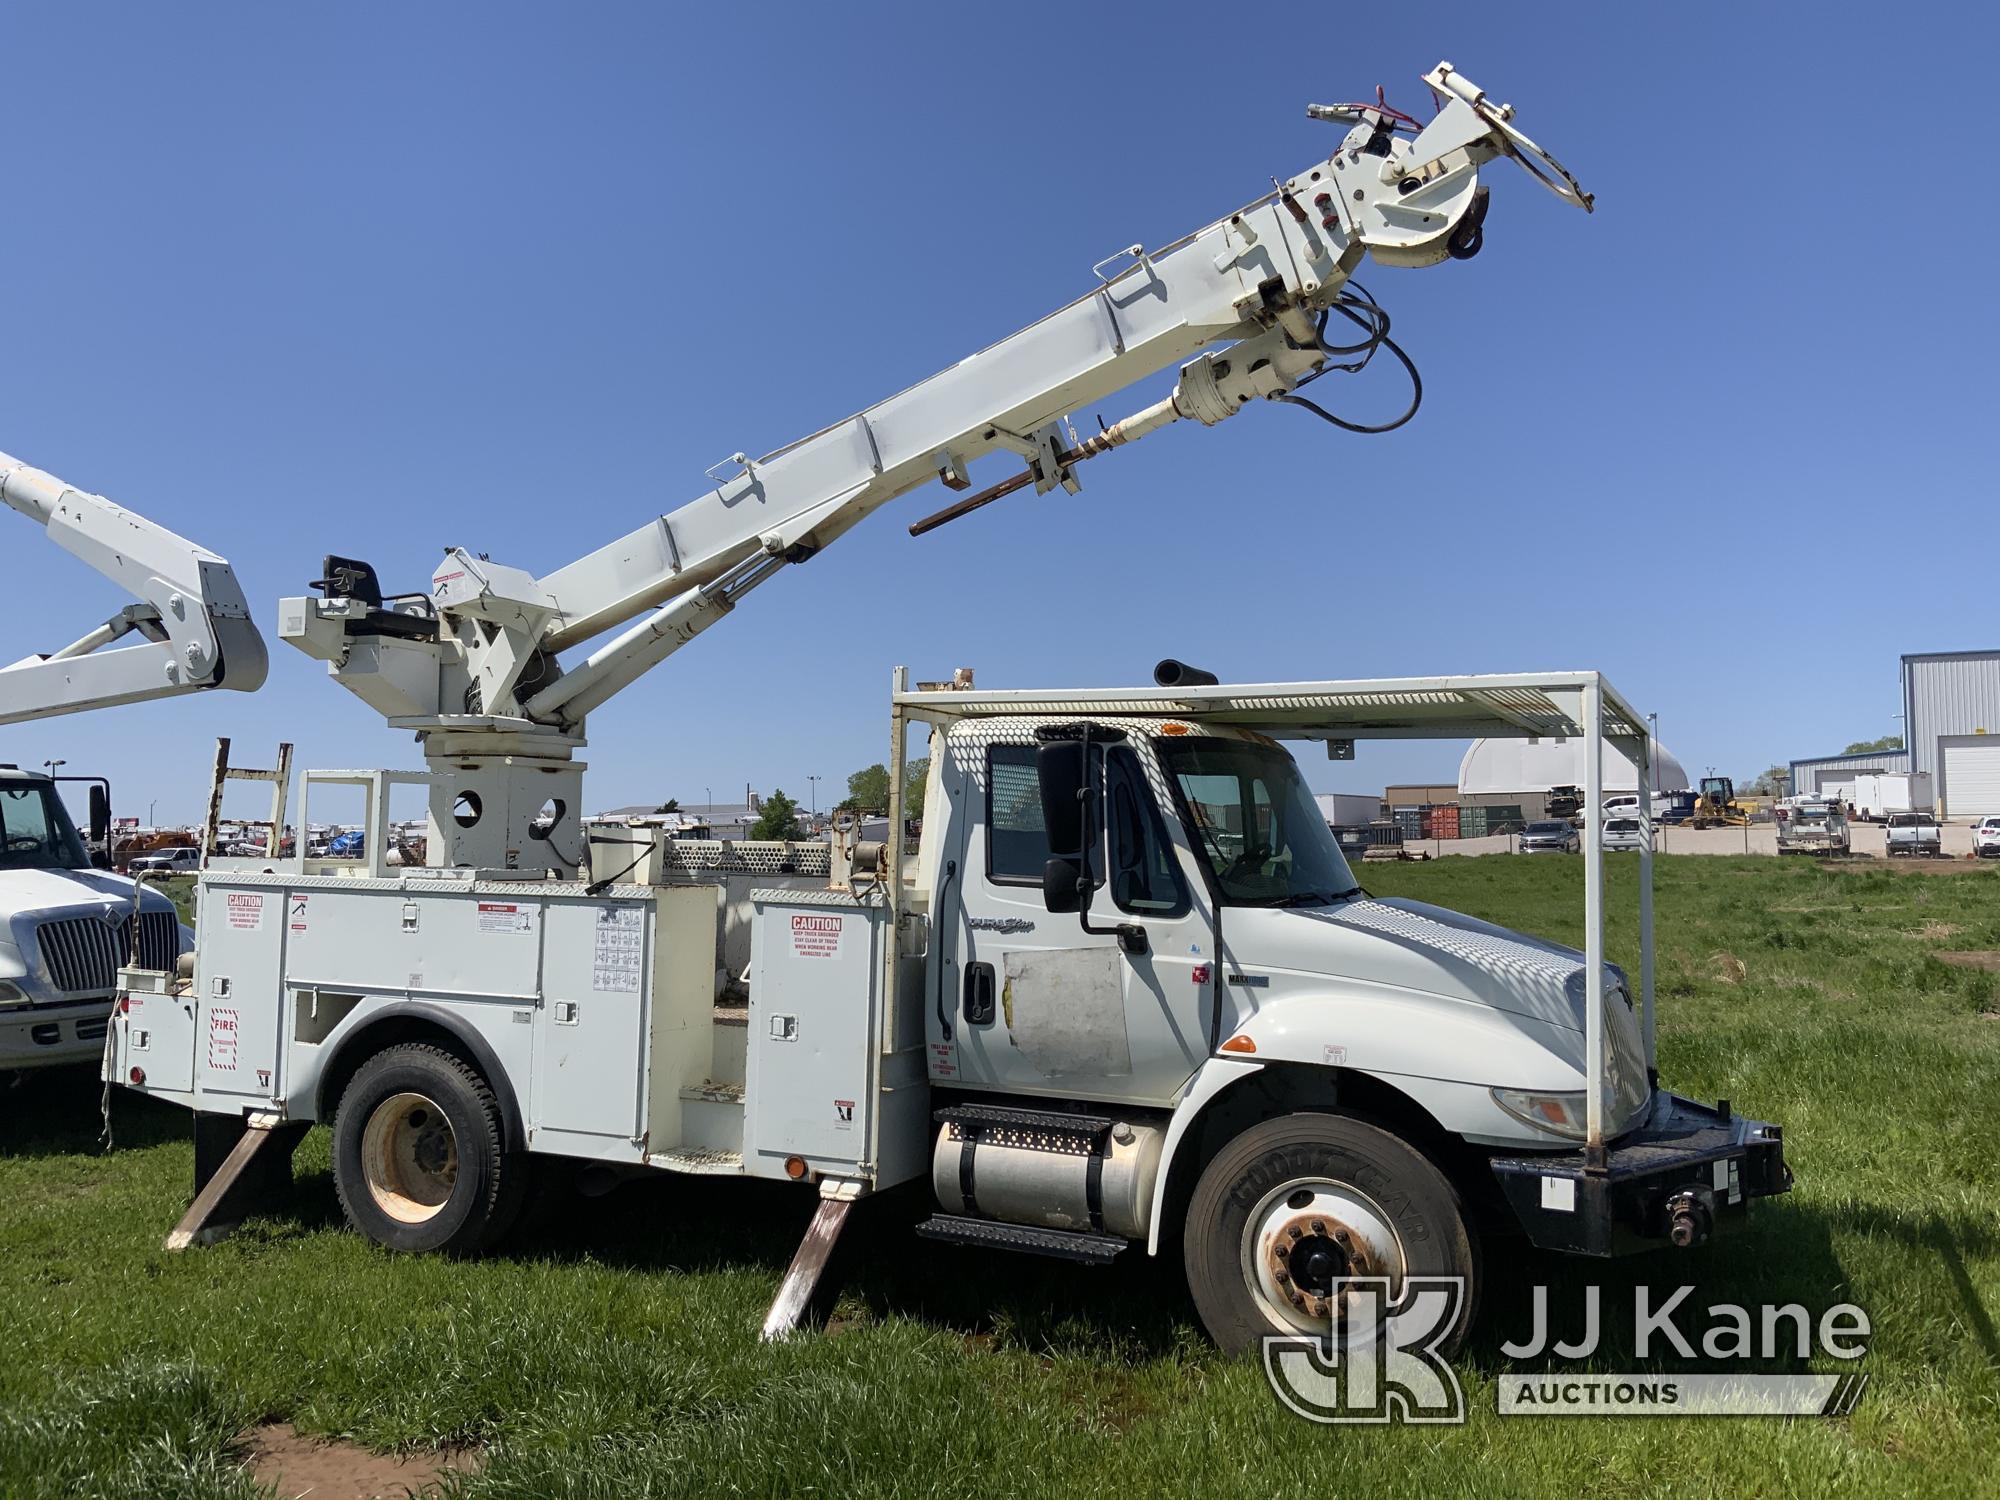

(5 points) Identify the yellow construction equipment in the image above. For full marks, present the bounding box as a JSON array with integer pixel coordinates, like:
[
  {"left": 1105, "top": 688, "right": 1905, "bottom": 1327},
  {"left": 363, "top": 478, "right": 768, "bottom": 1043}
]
[{"left": 1691, "top": 775, "right": 1752, "bottom": 829}]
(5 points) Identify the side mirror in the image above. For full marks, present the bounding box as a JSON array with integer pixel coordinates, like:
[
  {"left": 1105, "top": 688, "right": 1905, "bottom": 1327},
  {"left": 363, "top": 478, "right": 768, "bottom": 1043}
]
[
  {"left": 88, "top": 785, "right": 111, "bottom": 846},
  {"left": 1035, "top": 739, "right": 1088, "bottom": 856},
  {"left": 1042, "top": 856, "right": 1084, "bottom": 914}
]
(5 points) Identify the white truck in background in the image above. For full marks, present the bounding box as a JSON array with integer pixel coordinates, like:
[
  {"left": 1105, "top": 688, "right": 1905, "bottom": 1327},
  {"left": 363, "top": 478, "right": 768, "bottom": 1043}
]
[
  {"left": 1847, "top": 772, "right": 1933, "bottom": 823},
  {"left": 103, "top": 67, "right": 1792, "bottom": 1352},
  {"left": 1774, "top": 796, "right": 1850, "bottom": 857},
  {"left": 1315, "top": 792, "right": 1382, "bottom": 828},
  {"left": 1, "top": 765, "right": 185, "bottom": 1070}
]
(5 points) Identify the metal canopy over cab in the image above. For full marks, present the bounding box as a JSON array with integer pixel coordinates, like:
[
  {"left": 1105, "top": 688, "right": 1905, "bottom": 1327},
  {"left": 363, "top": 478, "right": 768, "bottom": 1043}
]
[{"left": 889, "top": 667, "right": 1659, "bottom": 1161}]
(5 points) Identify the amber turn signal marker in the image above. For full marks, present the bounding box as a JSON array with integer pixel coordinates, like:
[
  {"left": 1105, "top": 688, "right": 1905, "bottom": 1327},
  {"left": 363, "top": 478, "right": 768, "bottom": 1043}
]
[
  {"left": 1219, "top": 1034, "right": 1257, "bottom": 1054},
  {"left": 784, "top": 1155, "right": 808, "bottom": 1180}
]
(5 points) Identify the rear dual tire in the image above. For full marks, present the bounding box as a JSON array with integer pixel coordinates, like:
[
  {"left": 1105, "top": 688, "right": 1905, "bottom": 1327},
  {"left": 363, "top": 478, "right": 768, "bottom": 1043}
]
[{"left": 332, "top": 1043, "right": 526, "bottom": 1254}]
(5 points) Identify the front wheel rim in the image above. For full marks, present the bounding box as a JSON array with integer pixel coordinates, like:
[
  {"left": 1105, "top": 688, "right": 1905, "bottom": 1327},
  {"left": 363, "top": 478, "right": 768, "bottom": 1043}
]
[
  {"left": 360, "top": 1091, "right": 459, "bottom": 1224},
  {"left": 1239, "top": 1176, "right": 1407, "bottom": 1338}
]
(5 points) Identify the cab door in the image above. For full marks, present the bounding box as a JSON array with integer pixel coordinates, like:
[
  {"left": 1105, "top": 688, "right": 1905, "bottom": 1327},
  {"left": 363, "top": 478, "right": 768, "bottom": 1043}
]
[{"left": 937, "top": 733, "right": 1215, "bottom": 1107}]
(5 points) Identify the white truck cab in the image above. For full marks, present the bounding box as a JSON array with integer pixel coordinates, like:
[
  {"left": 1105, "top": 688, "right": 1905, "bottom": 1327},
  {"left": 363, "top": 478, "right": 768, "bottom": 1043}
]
[
  {"left": 113, "top": 667, "right": 1790, "bottom": 1352},
  {"left": 1, "top": 766, "right": 186, "bottom": 1070}
]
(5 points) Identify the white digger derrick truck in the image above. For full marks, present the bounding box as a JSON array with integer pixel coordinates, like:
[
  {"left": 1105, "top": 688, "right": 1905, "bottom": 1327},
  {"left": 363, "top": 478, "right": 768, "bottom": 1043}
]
[
  {"left": 109, "top": 65, "right": 1790, "bottom": 1349},
  {"left": 0, "top": 453, "right": 268, "bottom": 1070}
]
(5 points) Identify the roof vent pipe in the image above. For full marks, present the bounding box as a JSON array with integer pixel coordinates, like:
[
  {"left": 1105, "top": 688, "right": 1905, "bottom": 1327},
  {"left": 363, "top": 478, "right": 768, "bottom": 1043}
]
[{"left": 1154, "top": 659, "right": 1218, "bottom": 688}]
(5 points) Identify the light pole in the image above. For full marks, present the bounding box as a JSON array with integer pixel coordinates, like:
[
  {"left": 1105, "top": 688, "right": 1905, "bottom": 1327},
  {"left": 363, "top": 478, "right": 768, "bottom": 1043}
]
[
  {"left": 148, "top": 799, "right": 157, "bottom": 826},
  {"left": 1646, "top": 713, "right": 1659, "bottom": 852},
  {"left": 807, "top": 774, "right": 821, "bottom": 817}
]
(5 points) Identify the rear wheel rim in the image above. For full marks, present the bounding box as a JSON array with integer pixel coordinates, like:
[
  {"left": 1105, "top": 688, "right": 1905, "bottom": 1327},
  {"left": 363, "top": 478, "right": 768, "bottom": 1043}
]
[
  {"left": 360, "top": 1091, "right": 459, "bottom": 1224},
  {"left": 1239, "top": 1176, "right": 1407, "bottom": 1338}
]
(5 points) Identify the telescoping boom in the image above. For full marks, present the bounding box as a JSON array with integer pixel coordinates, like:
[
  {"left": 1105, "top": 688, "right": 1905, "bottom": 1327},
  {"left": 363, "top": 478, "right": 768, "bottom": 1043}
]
[{"left": 281, "top": 62, "right": 1592, "bottom": 872}]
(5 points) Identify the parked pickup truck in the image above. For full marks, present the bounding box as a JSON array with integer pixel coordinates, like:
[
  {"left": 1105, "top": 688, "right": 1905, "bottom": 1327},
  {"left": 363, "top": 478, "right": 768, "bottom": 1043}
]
[
  {"left": 1776, "top": 798, "right": 1850, "bottom": 856},
  {"left": 1885, "top": 811, "right": 1943, "bottom": 858}
]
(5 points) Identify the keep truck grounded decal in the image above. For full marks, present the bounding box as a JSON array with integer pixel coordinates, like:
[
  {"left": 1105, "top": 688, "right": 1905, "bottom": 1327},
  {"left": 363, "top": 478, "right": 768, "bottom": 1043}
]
[{"left": 790, "top": 913, "right": 844, "bottom": 959}]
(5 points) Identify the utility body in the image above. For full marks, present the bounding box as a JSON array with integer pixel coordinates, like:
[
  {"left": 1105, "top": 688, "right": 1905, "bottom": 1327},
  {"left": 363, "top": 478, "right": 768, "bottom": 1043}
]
[
  {"left": 1775, "top": 797, "right": 1850, "bottom": 856},
  {"left": 106, "top": 67, "right": 1788, "bottom": 1346}
]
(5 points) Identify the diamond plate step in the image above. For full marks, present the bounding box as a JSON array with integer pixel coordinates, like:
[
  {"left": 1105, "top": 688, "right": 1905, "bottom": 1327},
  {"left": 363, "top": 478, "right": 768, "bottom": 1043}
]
[
  {"left": 914, "top": 1213, "right": 1129, "bottom": 1265},
  {"left": 649, "top": 1147, "right": 743, "bottom": 1175}
]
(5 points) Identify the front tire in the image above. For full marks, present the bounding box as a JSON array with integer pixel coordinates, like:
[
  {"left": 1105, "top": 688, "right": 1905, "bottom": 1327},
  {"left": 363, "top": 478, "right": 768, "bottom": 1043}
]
[
  {"left": 1183, "top": 1113, "right": 1478, "bottom": 1356},
  {"left": 333, "top": 1043, "right": 525, "bottom": 1254}
]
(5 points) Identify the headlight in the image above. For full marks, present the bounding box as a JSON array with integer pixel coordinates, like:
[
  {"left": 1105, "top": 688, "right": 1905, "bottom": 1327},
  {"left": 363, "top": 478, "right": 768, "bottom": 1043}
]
[
  {"left": 0, "top": 980, "right": 26, "bottom": 1006},
  {"left": 1491, "top": 1087, "right": 1589, "bottom": 1139}
]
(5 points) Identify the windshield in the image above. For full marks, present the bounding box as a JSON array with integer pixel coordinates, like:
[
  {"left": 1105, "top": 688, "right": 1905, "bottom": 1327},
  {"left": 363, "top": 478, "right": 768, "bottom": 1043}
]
[
  {"left": 0, "top": 782, "right": 91, "bottom": 872},
  {"left": 1157, "top": 737, "right": 1359, "bottom": 905},
  {"left": 1526, "top": 821, "right": 1569, "bottom": 834}
]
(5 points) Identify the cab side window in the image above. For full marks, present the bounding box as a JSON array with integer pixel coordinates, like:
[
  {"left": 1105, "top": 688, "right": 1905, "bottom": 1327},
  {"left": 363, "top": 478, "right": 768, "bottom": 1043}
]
[
  {"left": 1107, "top": 749, "right": 1189, "bottom": 916},
  {"left": 987, "top": 743, "right": 1051, "bottom": 884}
]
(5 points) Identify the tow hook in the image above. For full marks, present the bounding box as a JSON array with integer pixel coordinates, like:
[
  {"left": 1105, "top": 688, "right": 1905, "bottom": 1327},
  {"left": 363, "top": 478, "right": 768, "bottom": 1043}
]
[{"left": 1665, "top": 1188, "right": 1711, "bottom": 1248}]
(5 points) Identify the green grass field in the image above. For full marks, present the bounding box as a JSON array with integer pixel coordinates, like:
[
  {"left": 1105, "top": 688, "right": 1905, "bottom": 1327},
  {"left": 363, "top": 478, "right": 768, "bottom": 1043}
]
[{"left": 4, "top": 857, "right": 1997, "bottom": 1497}]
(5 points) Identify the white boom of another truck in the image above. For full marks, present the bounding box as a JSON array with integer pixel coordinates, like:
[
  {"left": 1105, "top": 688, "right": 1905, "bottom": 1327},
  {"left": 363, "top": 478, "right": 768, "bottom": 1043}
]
[
  {"left": 0, "top": 452, "right": 266, "bottom": 1070},
  {"left": 108, "top": 66, "right": 1792, "bottom": 1351}
]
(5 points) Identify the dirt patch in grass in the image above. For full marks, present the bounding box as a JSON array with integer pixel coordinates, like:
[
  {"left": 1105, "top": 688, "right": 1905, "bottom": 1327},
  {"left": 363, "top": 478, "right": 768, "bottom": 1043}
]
[
  {"left": 240, "top": 1423, "right": 478, "bottom": 1499},
  {"left": 1915, "top": 920, "right": 1964, "bottom": 940},
  {"left": 1712, "top": 951, "right": 1747, "bottom": 984},
  {"left": 1937, "top": 951, "right": 2000, "bottom": 972}
]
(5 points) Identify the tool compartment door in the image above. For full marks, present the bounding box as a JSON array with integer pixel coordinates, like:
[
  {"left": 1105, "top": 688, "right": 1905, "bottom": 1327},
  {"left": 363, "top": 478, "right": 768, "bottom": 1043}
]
[
  {"left": 532, "top": 898, "right": 650, "bottom": 1144},
  {"left": 193, "top": 882, "right": 286, "bottom": 1101},
  {"left": 744, "top": 897, "right": 885, "bottom": 1178}
]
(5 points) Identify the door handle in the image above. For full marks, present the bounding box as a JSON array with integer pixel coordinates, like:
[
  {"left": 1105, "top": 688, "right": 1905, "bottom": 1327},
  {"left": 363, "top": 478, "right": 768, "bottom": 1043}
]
[{"left": 963, "top": 962, "right": 996, "bottom": 1026}]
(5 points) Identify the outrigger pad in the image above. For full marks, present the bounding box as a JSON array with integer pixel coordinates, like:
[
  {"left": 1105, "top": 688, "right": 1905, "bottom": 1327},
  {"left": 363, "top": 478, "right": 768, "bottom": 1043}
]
[
  {"left": 760, "top": 1197, "right": 855, "bottom": 1342},
  {"left": 168, "top": 1113, "right": 309, "bottom": 1251}
]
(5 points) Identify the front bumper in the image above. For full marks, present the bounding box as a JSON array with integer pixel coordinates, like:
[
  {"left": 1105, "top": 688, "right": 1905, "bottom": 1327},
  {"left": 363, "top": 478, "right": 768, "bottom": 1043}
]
[
  {"left": 1488, "top": 1092, "right": 1791, "bottom": 1256},
  {"left": 0, "top": 1000, "right": 114, "bottom": 1070}
]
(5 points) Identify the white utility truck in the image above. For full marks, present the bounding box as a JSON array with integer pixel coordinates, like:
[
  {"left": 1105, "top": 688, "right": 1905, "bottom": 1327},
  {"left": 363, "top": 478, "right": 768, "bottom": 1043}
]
[
  {"left": 107, "top": 66, "right": 1789, "bottom": 1348},
  {"left": 0, "top": 764, "right": 184, "bottom": 1070},
  {"left": 1775, "top": 796, "right": 1850, "bottom": 857},
  {"left": 0, "top": 451, "right": 266, "bottom": 1065}
]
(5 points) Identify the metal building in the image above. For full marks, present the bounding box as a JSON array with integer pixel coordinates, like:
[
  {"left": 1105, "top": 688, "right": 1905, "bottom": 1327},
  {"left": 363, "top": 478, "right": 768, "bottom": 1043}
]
[
  {"left": 1903, "top": 650, "right": 2000, "bottom": 817},
  {"left": 1788, "top": 747, "right": 1911, "bottom": 800},
  {"left": 1790, "top": 651, "right": 2000, "bottom": 816}
]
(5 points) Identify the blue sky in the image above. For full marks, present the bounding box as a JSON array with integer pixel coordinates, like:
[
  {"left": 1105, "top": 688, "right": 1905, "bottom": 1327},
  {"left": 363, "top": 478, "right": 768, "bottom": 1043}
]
[{"left": 2, "top": 4, "right": 1991, "bottom": 825}]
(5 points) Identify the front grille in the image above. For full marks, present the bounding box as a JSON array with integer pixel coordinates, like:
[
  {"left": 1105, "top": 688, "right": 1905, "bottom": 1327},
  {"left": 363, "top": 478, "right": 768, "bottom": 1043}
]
[{"left": 34, "top": 910, "right": 179, "bottom": 996}]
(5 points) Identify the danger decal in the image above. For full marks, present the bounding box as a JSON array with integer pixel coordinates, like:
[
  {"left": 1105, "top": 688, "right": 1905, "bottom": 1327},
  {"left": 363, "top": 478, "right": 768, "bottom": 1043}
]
[{"left": 477, "top": 902, "right": 534, "bottom": 935}]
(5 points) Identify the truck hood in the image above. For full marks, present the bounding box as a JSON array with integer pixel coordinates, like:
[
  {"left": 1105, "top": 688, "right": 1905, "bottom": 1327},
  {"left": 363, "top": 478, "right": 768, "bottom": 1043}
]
[
  {"left": 0, "top": 868, "right": 179, "bottom": 951},
  {"left": 1223, "top": 895, "right": 1643, "bottom": 1047}
]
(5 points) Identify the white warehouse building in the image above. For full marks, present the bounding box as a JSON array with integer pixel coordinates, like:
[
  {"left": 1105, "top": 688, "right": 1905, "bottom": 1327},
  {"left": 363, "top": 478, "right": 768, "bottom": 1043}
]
[
  {"left": 1458, "top": 734, "right": 1688, "bottom": 820},
  {"left": 1791, "top": 650, "right": 2000, "bottom": 816}
]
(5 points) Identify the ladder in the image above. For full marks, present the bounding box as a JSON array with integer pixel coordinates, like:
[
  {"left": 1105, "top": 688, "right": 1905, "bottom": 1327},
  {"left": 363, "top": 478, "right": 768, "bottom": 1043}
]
[{"left": 198, "top": 737, "right": 294, "bottom": 867}]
